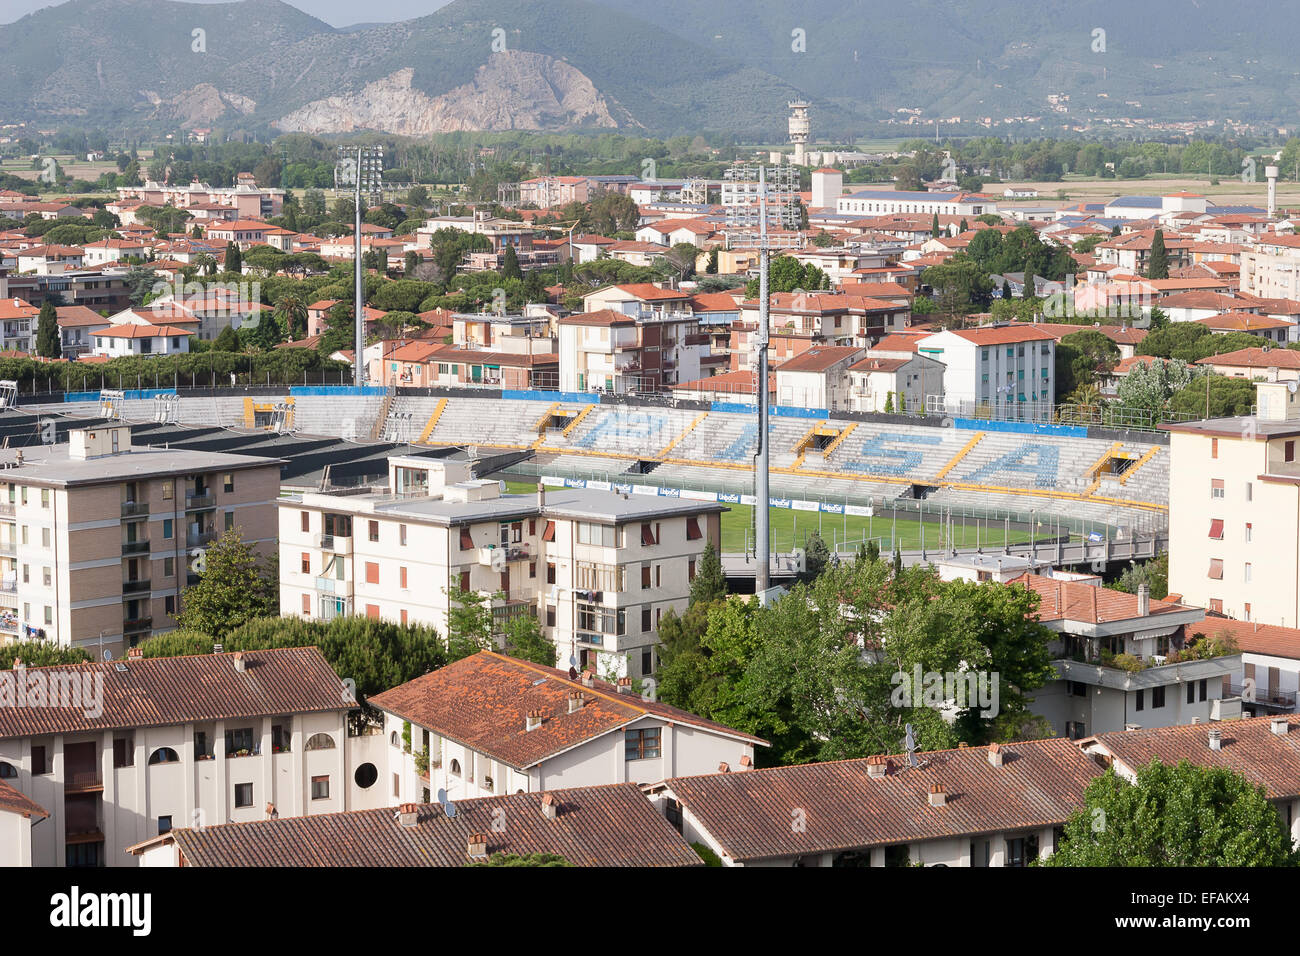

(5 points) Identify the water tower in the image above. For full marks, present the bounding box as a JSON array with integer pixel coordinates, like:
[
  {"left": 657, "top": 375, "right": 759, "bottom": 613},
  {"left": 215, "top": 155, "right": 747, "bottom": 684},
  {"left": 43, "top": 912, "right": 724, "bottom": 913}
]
[
  {"left": 1267, "top": 163, "right": 1280, "bottom": 218},
  {"left": 788, "top": 101, "right": 810, "bottom": 166}
]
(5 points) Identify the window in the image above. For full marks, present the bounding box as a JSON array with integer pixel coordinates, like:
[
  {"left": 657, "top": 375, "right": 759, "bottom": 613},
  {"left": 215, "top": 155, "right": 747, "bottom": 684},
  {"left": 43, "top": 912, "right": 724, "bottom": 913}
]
[
  {"left": 542, "top": 520, "right": 556, "bottom": 542},
  {"left": 1246, "top": 482, "right": 1253, "bottom": 501},
  {"left": 450, "top": 759, "right": 461, "bottom": 776},
  {"left": 305, "top": 733, "right": 336, "bottom": 751},
  {"left": 41, "top": 528, "right": 49, "bottom": 548},
  {"left": 642, "top": 607, "right": 652, "bottom": 631},
  {"left": 399, "top": 524, "right": 407, "bottom": 546},
  {"left": 158, "top": 816, "right": 172, "bottom": 834},
  {"left": 365, "top": 561, "right": 379, "bottom": 585},
  {"left": 1069, "top": 681, "right": 1088, "bottom": 698},
  {"left": 194, "top": 731, "right": 212, "bottom": 759},
  {"left": 311, "top": 775, "right": 330, "bottom": 800},
  {"left": 1209, "top": 598, "right": 1223, "bottom": 613},
  {"left": 42, "top": 567, "right": 50, "bottom": 587},
  {"left": 1187, "top": 682, "right": 1196, "bottom": 704},
  {"left": 459, "top": 570, "right": 470, "bottom": 592},
  {"left": 365, "top": 604, "right": 379, "bottom": 619},
  {"left": 1210, "top": 479, "right": 1224, "bottom": 499},
  {"left": 578, "top": 522, "right": 616, "bottom": 547},
  {"left": 113, "top": 736, "right": 133, "bottom": 768},
  {"left": 1287, "top": 440, "right": 1295, "bottom": 463},
  {"left": 641, "top": 564, "right": 651, "bottom": 589},
  {"left": 529, "top": 561, "right": 536, "bottom": 579},
  {"left": 688, "top": 558, "right": 696, "bottom": 581},
  {"left": 400, "top": 566, "right": 408, "bottom": 589},
  {"left": 1208, "top": 519, "right": 1224, "bottom": 540},
  {"left": 641, "top": 647, "right": 653, "bottom": 676},
  {"left": 625, "top": 728, "right": 661, "bottom": 760},
  {"left": 1211, "top": 438, "right": 1218, "bottom": 459},
  {"left": 1006, "top": 835, "right": 1038, "bottom": 867},
  {"left": 1135, "top": 689, "right": 1145, "bottom": 712},
  {"left": 162, "top": 518, "right": 173, "bottom": 540},
  {"left": 1152, "top": 686, "right": 1165, "bottom": 709},
  {"left": 31, "top": 745, "right": 48, "bottom": 775},
  {"left": 686, "top": 516, "right": 702, "bottom": 540},
  {"left": 225, "top": 727, "right": 254, "bottom": 755},
  {"left": 163, "top": 480, "right": 174, "bottom": 501},
  {"left": 224, "top": 511, "right": 234, "bottom": 532},
  {"left": 300, "top": 511, "right": 310, "bottom": 532},
  {"left": 368, "top": 520, "right": 379, "bottom": 542},
  {"left": 43, "top": 606, "right": 51, "bottom": 626},
  {"left": 546, "top": 563, "right": 556, "bottom": 585},
  {"left": 148, "top": 747, "right": 180, "bottom": 764},
  {"left": 546, "top": 605, "right": 556, "bottom": 627},
  {"left": 1199, "top": 679, "right": 1208, "bottom": 702},
  {"left": 301, "top": 593, "right": 311, "bottom": 615},
  {"left": 640, "top": 522, "right": 657, "bottom": 547},
  {"left": 1208, "top": 559, "right": 1224, "bottom": 580},
  {"left": 234, "top": 783, "right": 253, "bottom": 808},
  {"left": 1245, "top": 563, "right": 1252, "bottom": 583},
  {"left": 301, "top": 552, "right": 311, "bottom": 574},
  {"left": 163, "top": 557, "right": 174, "bottom": 577},
  {"left": 460, "top": 528, "right": 474, "bottom": 550},
  {"left": 1245, "top": 523, "right": 1253, "bottom": 542},
  {"left": 393, "top": 774, "right": 400, "bottom": 798}
]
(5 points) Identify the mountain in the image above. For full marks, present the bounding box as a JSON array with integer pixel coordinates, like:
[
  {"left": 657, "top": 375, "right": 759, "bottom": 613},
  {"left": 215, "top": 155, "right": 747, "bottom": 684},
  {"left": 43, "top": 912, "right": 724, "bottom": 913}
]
[{"left": 1, "top": 0, "right": 1299, "bottom": 136}]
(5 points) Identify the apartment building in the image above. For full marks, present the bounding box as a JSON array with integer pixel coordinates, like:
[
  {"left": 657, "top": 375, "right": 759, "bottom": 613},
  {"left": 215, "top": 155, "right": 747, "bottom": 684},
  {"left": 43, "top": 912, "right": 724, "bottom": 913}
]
[
  {"left": 371, "top": 651, "right": 763, "bottom": 806},
  {"left": 650, "top": 737, "right": 1099, "bottom": 867},
  {"left": 0, "top": 645, "right": 363, "bottom": 867},
  {"left": 1241, "top": 238, "right": 1300, "bottom": 300},
  {"left": 1165, "top": 380, "right": 1300, "bottom": 628},
  {"left": 1015, "top": 573, "right": 1239, "bottom": 738},
  {"left": 279, "top": 456, "right": 724, "bottom": 679},
  {"left": 0, "top": 426, "right": 282, "bottom": 659},
  {"left": 836, "top": 189, "right": 997, "bottom": 218},
  {"left": 915, "top": 325, "right": 1056, "bottom": 415}
]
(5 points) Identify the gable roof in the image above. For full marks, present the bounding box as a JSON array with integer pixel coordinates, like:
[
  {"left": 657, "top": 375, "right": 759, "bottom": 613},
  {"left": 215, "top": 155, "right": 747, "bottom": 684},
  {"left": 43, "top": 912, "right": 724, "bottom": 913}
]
[
  {"left": 1197, "top": 347, "right": 1300, "bottom": 370},
  {"left": 369, "top": 651, "right": 765, "bottom": 770},
  {"left": 0, "top": 647, "right": 351, "bottom": 740},
  {"left": 138, "top": 783, "right": 699, "bottom": 867},
  {"left": 665, "top": 738, "right": 1100, "bottom": 863},
  {"left": 1009, "top": 572, "right": 1192, "bottom": 626},
  {"left": 0, "top": 779, "right": 48, "bottom": 820}
]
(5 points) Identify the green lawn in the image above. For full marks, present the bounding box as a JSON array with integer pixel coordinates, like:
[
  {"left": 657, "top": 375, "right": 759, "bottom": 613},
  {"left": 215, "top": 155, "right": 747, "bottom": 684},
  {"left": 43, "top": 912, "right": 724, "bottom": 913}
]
[{"left": 504, "top": 479, "right": 1037, "bottom": 554}]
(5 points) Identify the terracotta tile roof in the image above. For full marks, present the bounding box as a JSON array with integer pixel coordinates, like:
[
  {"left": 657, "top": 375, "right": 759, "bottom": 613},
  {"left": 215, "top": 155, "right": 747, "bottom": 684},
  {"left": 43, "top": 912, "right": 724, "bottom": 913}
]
[
  {"left": 603, "top": 283, "right": 690, "bottom": 301},
  {"left": 89, "top": 323, "right": 193, "bottom": 339},
  {"left": 147, "top": 783, "right": 700, "bottom": 867},
  {"left": 1009, "top": 573, "right": 1193, "bottom": 625},
  {"left": 940, "top": 326, "right": 1058, "bottom": 346},
  {"left": 369, "top": 651, "right": 764, "bottom": 770},
  {"left": 838, "top": 281, "right": 913, "bottom": 299},
  {"left": 774, "top": 345, "right": 863, "bottom": 373},
  {"left": 0, "top": 299, "right": 39, "bottom": 320},
  {"left": 0, "top": 647, "right": 351, "bottom": 739},
  {"left": 0, "top": 779, "right": 47, "bottom": 819},
  {"left": 1089, "top": 715, "right": 1300, "bottom": 800},
  {"left": 558, "top": 308, "right": 636, "bottom": 328},
  {"left": 870, "top": 333, "right": 922, "bottom": 353},
  {"left": 849, "top": 355, "right": 910, "bottom": 372},
  {"left": 55, "top": 306, "right": 108, "bottom": 327},
  {"left": 665, "top": 738, "right": 1101, "bottom": 863},
  {"left": 1193, "top": 312, "right": 1292, "bottom": 331},
  {"left": 1113, "top": 354, "right": 1163, "bottom": 374},
  {"left": 1197, "top": 347, "right": 1300, "bottom": 370},
  {"left": 674, "top": 368, "right": 774, "bottom": 396},
  {"left": 1192, "top": 617, "right": 1300, "bottom": 660},
  {"left": 1157, "top": 291, "right": 1247, "bottom": 311}
]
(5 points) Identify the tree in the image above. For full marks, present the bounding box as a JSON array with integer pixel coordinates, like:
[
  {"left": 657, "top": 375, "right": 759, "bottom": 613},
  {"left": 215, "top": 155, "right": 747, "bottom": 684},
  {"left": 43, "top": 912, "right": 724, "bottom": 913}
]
[
  {"left": 501, "top": 244, "right": 522, "bottom": 280},
  {"left": 469, "top": 852, "right": 571, "bottom": 867},
  {"left": 35, "top": 300, "right": 60, "bottom": 358},
  {"left": 212, "top": 325, "right": 240, "bottom": 352},
  {"left": 1002, "top": 279, "right": 1013, "bottom": 301},
  {"left": 1109, "top": 553, "right": 1169, "bottom": 600},
  {"left": 176, "top": 530, "right": 277, "bottom": 638},
  {"left": 1055, "top": 329, "right": 1120, "bottom": 399},
  {"left": 689, "top": 541, "right": 727, "bottom": 606},
  {"left": 1116, "top": 357, "right": 1196, "bottom": 418},
  {"left": 1044, "top": 761, "right": 1297, "bottom": 867},
  {"left": 503, "top": 613, "right": 555, "bottom": 667},
  {"left": 274, "top": 292, "right": 308, "bottom": 342},
  {"left": 1146, "top": 229, "right": 1169, "bottom": 280},
  {"left": 445, "top": 580, "right": 500, "bottom": 661},
  {"left": 801, "top": 532, "right": 830, "bottom": 582},
  {"left": 1169, "top": 374, "right": 1256, "bottom": 419},
  {"left": 931, "top": 213, "right": 941, "bottom": 238},
  {"left": 225, "top": 242, "right": 242, "bottom": 275},
  {"left": 1, "top": 640, "right": 91, "bottom": 668}
]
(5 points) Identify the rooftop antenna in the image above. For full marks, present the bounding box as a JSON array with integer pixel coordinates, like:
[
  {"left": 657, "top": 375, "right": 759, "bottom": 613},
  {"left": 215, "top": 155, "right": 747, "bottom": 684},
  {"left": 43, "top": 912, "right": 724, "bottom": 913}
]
[
  {"left": 901, "top": 723, "right": 927, "bottom": 769},
  {"left": 436, "top": 787, "right": 457, "bottom": 819}
]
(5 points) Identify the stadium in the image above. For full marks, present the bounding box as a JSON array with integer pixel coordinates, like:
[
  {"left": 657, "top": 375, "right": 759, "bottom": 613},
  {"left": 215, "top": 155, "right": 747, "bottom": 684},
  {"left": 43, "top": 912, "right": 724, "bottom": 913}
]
[{"left": 3, "top": 382, "right": 1169, "bottom": 582}]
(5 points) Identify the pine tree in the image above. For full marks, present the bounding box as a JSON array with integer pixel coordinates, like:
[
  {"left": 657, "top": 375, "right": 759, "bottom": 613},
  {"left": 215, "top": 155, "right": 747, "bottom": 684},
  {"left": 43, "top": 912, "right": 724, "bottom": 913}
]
[
  {"left": 225, "top": 241, "right": 242, "bottom": 274},
  {"left": 501, "top": 244, "right": 522, "bottom": 280},
  {"left": 688, "top": 541, "right": 727, "bottom": 605},
  {"left": 35, "top": 300, "right": 61, "bottom": 358},
  {"left": 1002, "top": 278, "right": 1013, "bottom": 300},
  {"left": 931, "top": 213, "right": 941, "bottom": 238}
]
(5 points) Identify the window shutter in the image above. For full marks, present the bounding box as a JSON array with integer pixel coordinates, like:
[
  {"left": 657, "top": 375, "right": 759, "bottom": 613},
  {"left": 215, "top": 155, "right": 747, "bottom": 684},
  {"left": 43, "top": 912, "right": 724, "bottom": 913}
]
[
  {"left": 460, "top": 528, "right": 474, "bottom": 550},
  {"left": 542, "top": 521, "right": 556, "bottom": 542},
  {"left": 686, "top": 516, "right": 702, "bottom": 540},
  {"left": 1208, "top": 559, "right": 1223, "bottom": 580}
]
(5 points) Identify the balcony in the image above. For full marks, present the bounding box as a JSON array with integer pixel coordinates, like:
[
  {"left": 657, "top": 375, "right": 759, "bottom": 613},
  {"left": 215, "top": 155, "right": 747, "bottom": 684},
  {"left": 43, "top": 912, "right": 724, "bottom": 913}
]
[
  {"left": 0, "top": 541, "right": 15, "bottom": 557},
  {"left": 478, "top": 544, "right": 531, "bottom": 567},
  {"left": 1229, "top": 683, "right": 1298, "bottom": 712},
  {"left": 316, "top": 533, "right": 352, "bottom": 554},
  {"left": 186, "top": 530, "right": 217, "bottom": 548},
  {"left": 122, "top": 578, "right": 151, "bottom": 595},
  {"left": 120, "top": 501, "right": 149, "bottom": 518},
  {"left": 0, "top": 502, "right": 13, "bottom": 517},
  {"left": 185, "top": 493, "right": 215, "bottom": 511},
  {"left": 123, "top": 616, "right": 152, "bottom": 635},
  {"left": 64, "top": 769, "right": 104, "bottom": 793},
  {"left": 121, "top": 540, "right": 149, "bottom": 556},
  {"left": 1054, "top": 652, "right": 1238, "bottom": 692}
]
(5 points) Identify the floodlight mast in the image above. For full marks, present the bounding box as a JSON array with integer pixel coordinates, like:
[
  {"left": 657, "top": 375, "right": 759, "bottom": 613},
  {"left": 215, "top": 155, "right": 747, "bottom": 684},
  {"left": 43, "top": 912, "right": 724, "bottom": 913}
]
[
  {"left": 353, "top": 147, "right": 363, "bottom": 386},
  {"left": 755, "top": 166, "right": 770, "bottom": 593}
]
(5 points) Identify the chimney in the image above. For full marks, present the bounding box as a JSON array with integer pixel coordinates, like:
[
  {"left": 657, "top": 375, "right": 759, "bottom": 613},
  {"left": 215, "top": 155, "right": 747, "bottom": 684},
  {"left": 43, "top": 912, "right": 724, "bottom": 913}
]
[
  {"left": 526, "top": 709, "right": 544, "bottom": 731},
  {"left": 617, "top": 677, "right": 634, "bottom": 695},
  {"left": 928, "top": 784, "right": 947, "bottom": 808},
  {"left": 987, "top": 742, "right": 1004, "bottom": 767},
  {"left": 718, "top": 762, "right": 730, "bottom": 773},
  {"left": 866, "top": 755, "right": 887, "bottom": 779},
  {"left": 467, "top": 833, "right": 488, "bottom": 859},
  {"left": 232, "top": 651, "right": 246, "bottom": 673},
  {"left": 540, "top": 792, "right": 559, "bottom": 820},
  {"left": 265, "top": 803, "right": 278, "bottom": 820},
  {"left": 1271, "top": 717, "right": 1290, "bottom": 736},
  {"left": 739, "top": 755, "right": 753, "bottom": 771},
  {"left": 1137, "top": 583, "right": 1150, "bottom": 617},
  {"left": 567, "top": 692, "right": 585, "bottom": 714},
  {"left": 536, "top": 483, "right": 545, "bottom": 508},
  {"left": 398, "top": 803, "right": 419, "bottom": 827},
  {"left": 212, "top": 643, "right": 223, "bottom": 654},
  {"left": 127, "top": 646, "right": 142, "bottom": 660},
  {"left": 1208, "top": 728, "right": 1222, "bottom": 751},
  {"left": 14, "top": 450, "right": 21, "bottom": 466},
  {"left": 580, "top": 670, "right": 594, "bottom": 689}
]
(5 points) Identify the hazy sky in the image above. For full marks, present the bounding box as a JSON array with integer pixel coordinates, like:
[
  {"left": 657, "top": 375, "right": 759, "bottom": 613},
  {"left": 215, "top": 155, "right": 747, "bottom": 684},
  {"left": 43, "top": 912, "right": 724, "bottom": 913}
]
[{"left": 1, "top": 0, "right": 451, "bottom": 28}]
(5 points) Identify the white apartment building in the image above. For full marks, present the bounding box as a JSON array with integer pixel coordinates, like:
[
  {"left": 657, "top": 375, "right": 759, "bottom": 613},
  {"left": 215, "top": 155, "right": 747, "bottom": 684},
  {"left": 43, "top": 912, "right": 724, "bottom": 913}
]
[
  {"left": 1240, "top": 238, "right": 1300, "bottom": 300},
  {"left": 0, "top": 645, "right": 378, "bottom": 867},
  {"left": 846, "top": 353, "right": 946, "bottom": 414},
  {"left": 836, "top": 189, "right": 996, "bottom": 218},
  {"left": 279, "top": 456, "right": 724, "bottom": 680},
  {"left": 1166, "top": 380, "right": 1300, "bottom": 628},
  {"left": 915, "top": 326, "right": 1056, "bottom": 414},
  {"left": 370, "top": 651, "right": 763, "bottom": 807}
]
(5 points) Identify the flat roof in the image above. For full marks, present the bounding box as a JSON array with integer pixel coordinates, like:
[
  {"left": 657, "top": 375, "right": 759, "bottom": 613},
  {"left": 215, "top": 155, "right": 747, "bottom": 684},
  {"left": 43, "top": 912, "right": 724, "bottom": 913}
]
[{"left": 0, "top": 439, "right": 284, "bottom": 488}]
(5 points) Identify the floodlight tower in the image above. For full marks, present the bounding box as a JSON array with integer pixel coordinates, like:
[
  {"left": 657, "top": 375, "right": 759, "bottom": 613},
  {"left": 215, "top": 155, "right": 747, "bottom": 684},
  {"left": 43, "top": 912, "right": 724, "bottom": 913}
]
[
  {"left": 755, "top": 167, "right": 771, "bottom": 593},
  {"left": 336, "top": 144, "right": 385, "bottom": 386}
]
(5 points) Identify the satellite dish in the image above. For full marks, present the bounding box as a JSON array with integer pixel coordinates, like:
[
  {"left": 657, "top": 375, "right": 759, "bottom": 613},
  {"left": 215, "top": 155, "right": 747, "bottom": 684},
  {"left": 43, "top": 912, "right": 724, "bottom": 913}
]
[
  {"left": 102, "top": 649, "right": 113, "bottom": 662},
  {"left": 1288, "top": 380, "right": 1298, "bottom": 394},
  {"left": 436, "top": 788, "right": 456, "bottom": 819}
]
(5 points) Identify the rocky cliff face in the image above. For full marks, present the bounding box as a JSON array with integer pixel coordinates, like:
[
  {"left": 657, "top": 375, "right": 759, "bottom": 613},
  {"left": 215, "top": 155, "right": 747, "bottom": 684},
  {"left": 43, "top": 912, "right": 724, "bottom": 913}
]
[
  {"left": 274, "top": 51, "right": 628, "bottom": 134},
  {"left": 146, "top": 83, "right": 257, "bottom": 128}
]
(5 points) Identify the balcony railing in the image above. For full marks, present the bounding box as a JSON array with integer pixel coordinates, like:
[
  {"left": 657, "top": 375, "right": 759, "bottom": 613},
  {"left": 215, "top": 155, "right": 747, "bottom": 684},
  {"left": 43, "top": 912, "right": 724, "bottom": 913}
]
[
  {"left": 121, "top": 501, "right": 149, "bottom": 517},
  {"left": 121, "top": 540, "right": 149, "bottom": 555},
  {"left": 316, "top": 533, "right": 352, "bottom": 553},
  {"left": 186, "top": 531, "right": 217, "bottom": 548},
  {"left": 0, "top": 502, "right": 13, "bottom": 517},
  {"left": 185, "top": 494, "right": 215, "bottom": 511},
  {"left": 122, "top": 578, "right": 151, "bottom": 595},
  {"left": 1229, "top": 684, "right": 1298, "bottom": 711},
  {"left": 64, "top": 769, "right": 104, "bottom": 792},
  {"left": 0, "top": 541, "right": 15, "bottom": 556},
  {"left": 123, "top": 616, "right": 152, "bottom": 635}
]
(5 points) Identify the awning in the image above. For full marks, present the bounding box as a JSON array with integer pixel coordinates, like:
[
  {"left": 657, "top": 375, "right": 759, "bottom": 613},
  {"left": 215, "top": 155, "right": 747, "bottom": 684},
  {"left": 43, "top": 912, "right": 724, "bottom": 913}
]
[{"left": 1208, "top": 519, "right": 1224, "bottom": 540}]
